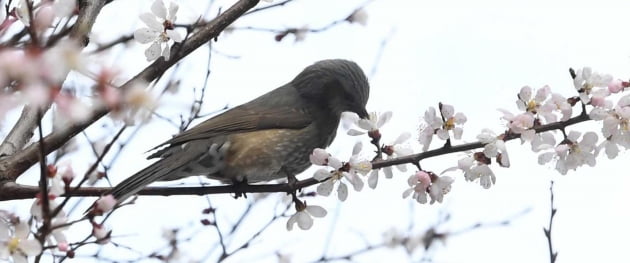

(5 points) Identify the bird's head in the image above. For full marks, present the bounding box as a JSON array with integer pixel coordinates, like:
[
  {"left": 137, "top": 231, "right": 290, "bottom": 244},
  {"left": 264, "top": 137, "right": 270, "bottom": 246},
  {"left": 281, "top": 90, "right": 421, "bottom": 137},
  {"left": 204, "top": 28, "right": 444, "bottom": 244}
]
[{"left": 292, "top": 59, "right": 370, "bottom": 119}]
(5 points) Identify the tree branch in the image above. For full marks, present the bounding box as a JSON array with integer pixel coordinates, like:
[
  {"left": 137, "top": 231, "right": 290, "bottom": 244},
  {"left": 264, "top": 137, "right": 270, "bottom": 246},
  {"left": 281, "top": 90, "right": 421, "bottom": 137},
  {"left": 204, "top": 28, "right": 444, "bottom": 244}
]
[
  {"left": 0, "top": 0, "right": 260, "bottom": 183},
  {"left": 0, "top": 107, "right": 593, "bottom": 201}
]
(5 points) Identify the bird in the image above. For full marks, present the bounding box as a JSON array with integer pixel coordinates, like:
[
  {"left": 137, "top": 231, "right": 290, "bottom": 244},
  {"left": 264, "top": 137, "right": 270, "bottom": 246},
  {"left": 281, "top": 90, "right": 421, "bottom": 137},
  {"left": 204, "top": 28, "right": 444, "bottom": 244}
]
[{"left": 107, "top": 59, "right": 370, "bottom": 203}]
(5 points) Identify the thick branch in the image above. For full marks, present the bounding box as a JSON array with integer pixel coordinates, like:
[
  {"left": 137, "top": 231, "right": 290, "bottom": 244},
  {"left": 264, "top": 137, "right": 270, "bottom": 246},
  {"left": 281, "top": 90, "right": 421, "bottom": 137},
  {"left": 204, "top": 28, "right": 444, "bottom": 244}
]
[
  {"left": 0, "top": 0, "right": 260, "bottom": 182},
  {"left": 70, "top": 0, "right": 108, "bottom": 46},
  {"left": 0, "top": 105, "right": 38, "bottom": 158}
]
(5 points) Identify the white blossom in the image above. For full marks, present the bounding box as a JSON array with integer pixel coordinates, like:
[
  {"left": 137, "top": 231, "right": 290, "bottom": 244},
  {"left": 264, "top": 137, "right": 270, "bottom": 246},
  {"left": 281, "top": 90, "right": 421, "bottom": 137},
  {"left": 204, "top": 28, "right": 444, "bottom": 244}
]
[
  {"left": 312, "top": 144, "right": 367, "bottom": 201},
  {"left": 0, "top": 220, "right": 42, "bottom": 262},
  {"left": 572, "top": 67, "right": 613, "bottom": 103},
  {"left": 286, "top": 204, "right": 327, "bottom": 231},
  {"left": 428, "top": 176, "right": 454, "bottom": 204},
  {"left": 347, "top": 111, "right": 392, "bottom": 136},
  {"left": 538, "top": 131, "right": 598, "bottom": 175},
  {"left": 418, "top": 105, "right": 466, "bottom": 150},
  {"left": 134, "top": 0, "right": 183, "bottom": 61},
  {"left": 477, "top": 129, "right": 510, "bottom": 168},
  {"left": 370, "top": 132, "right": 412, "bottom": 189}
]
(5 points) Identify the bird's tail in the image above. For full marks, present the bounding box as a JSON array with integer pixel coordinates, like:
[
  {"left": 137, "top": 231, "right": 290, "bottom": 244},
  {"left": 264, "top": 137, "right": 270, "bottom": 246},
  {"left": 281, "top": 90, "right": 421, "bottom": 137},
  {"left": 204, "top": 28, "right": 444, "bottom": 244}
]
[{"left": 107, "top": 152, "right": 194, "bottom": 203}]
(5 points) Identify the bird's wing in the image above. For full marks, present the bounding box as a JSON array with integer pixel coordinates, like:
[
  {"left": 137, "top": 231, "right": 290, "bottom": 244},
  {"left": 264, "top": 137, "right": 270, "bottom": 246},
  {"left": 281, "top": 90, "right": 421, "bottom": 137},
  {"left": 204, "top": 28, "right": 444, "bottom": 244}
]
[{"left": 151, "top": 99, "right": 313, "bottom": 152}]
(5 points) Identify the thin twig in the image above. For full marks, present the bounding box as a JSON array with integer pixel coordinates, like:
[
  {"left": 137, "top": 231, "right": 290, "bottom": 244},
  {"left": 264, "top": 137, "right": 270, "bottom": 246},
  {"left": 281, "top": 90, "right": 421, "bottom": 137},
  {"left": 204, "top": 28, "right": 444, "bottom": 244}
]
[{"left": 544, "top": 180, "right": 558, "bottom": 263}]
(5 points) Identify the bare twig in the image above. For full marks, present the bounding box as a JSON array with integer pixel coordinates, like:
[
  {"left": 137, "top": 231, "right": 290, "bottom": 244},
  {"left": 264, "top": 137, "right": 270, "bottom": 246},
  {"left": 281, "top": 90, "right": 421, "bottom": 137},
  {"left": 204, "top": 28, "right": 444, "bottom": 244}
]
[{"left": 544, "top": 180, "right": 558, "bottom": 263}]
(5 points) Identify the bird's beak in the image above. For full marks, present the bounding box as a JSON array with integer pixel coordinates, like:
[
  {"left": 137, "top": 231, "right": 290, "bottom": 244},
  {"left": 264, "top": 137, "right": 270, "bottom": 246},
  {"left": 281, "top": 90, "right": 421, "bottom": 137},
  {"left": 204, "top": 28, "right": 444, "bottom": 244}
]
[{"left": 358, "top": 108, "right": 369, "bottom": 119}]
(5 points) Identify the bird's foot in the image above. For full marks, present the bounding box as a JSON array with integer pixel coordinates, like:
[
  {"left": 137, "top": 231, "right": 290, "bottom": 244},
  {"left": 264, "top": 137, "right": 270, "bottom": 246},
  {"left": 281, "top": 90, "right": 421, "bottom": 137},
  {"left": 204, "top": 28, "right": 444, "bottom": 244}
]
[
  {"left": 286, "top": 173, "right": 298, "bottom": 192},
  {"left": 231, "top": 178, "right": 249, "bottom": 199}
]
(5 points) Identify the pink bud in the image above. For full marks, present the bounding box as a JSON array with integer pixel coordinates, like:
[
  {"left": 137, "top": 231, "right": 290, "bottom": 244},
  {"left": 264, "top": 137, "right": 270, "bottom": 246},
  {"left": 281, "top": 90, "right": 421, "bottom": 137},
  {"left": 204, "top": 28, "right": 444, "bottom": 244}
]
[
  {"left": 57, "top": 242, "right": 69, "bottom": 252},
  {"left": 415, "top": 171, "right": 431, "bottom": 188},
  {"left": 95, "top": 194, "right": 117, "bottom": 213}
]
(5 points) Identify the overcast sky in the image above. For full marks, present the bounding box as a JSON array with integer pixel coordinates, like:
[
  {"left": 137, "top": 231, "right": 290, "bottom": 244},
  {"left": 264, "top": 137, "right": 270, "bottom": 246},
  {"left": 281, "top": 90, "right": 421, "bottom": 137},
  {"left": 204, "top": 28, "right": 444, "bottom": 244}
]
[{"left": 3, "top": 0, "right": 630, "bottom": 262}]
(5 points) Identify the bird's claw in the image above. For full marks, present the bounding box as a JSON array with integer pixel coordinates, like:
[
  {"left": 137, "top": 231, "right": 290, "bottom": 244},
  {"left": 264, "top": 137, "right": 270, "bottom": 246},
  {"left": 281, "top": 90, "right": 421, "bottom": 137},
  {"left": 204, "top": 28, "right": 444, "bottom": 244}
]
[{"left": 231, "top": 179, "right": 249, "bottom": 199}]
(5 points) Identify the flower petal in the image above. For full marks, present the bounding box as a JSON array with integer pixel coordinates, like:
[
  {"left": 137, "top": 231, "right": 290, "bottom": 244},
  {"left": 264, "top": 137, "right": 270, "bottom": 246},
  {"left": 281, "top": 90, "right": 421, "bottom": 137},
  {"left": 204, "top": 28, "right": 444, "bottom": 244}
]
[
  {"left": 139, "top": 12, "right": 163, "bottom": 31},
  {"left": 368, "top": 170, "right": 378, "bottom": 189},
  {"left": 313, "top": 169, "right": 332, "bottom": 181},
  {"left": 347, "top": 129, "right": 365, "bottom": 136},
  {"left": 393, "top": 132, "right": 411, "bottom": 145},
  {"left": 151, "top": 0, "right": 167, "bottom": 19},
  {"left": 316, "top": 180, "right": 334, "bottom": 196},
  {"left": 337, "top": 182, "right": 348, "bottom": 201},
  {"left": 134, "top": 28, "right": 159, "bottom": 44},
  {"left": 306, "top": 205, "right": 327, "bottom": 218},
  {"left": 376, "top": 111, "right": 392, "bottom": 128},
  {"left": 296, "top": 211, "right": 313, "bottom": 230},
  {"left": 19, "top": 239, "right": 43, "bottom": 256},
  {"left": 145, "top": 41, "right": 162, "bottom": 61},
  {"left": 286, "top": 214, "right": 298, "bottom": 231},
  {"left": 352, "top": 141, "right": 363, "bottom": 155},
  {"left": 166, "top": 29, "right": 183, "bottom": 42},
  {"left": 167, "top": 1, "right": 179, "bottom": 21},
  {"left": 440, "top": 104, "right": 454, "bottom": 118},
  {"left": 162, "top": 43, "right": 171, "bottom": 60},
  {"left": 383, "top": 166, "right": 393, "bottom": 179}
]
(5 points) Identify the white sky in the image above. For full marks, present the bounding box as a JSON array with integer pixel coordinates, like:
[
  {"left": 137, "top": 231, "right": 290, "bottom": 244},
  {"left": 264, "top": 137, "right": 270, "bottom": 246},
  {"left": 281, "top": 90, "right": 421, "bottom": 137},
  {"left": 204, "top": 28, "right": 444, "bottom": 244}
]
[{"left": 3, "top": 0, "right": 630, "bottom": 262}]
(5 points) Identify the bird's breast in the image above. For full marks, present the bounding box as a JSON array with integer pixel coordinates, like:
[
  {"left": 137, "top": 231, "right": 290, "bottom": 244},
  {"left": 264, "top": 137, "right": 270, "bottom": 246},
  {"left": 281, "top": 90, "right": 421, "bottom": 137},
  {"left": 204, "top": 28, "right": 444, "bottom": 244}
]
[{"left": 220, "top": 125, "right": 331, "bottom": 182}]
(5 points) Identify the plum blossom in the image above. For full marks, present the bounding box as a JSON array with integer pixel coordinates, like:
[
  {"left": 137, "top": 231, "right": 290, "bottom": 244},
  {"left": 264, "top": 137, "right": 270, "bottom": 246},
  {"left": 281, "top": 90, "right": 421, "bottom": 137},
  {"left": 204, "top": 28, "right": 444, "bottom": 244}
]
[
  {"left": 540, "top": 93, "right": 573, "bottom": 122},
  {"left": 311, "top": 145, "right": 368, "bottom": 201},
  {"left": 572, "top": 67, "right": 613, "bottom": 103},
  {"left": 286, "top": 202, "right": 327, "bottom": 231},
  {"left": 428, "top": 175, "right": 454, "bottom": 204},
  {"left": 591, "top": 94, "right": 630, "bottom": 157},
  {"left": 348, "top": 142, "right": 372, "bottom": 175},
  {"left": 0, "top": 219, "right": 42, "bottom": 262},
  {"left": 516, "top": 85, "right": 571, "bottom": 124},
  {"left": 134, "top": 0, "right": 183, "bottom": 61},
  {"left": 477, "top": 129, "right": 510, "bottom": 168},
  {"left": 435, "top": 103, "right": 466, "bottom": 140},
  {"left": 498, "top": 110, "right": 535, "bottom": 141},
  {"left": 402, "top": 171, "right": 431, "bottom": 204},
  {"left": 369, "top": 132, "right": 412, "bottom": 188},
  {"left": 347, "top": 111, "right": 392, "bottom": 136},
  {"left": 516, "top": 85, "right": 550, "bottom": 114},
  {"left": 403, "top": 171, "right": 454, "bottom": 204},
  {"left": 530, "top": 132, "right": 557, "bottom": 152},
  {"left": 453, "top": 155, "right": 496, "bottom": 189},
  {"left": 418, "top": 104, "right": 467, "bottom": 150},
  {"left": 538, "top": 131, "right": 598, "bottom": 175}
]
